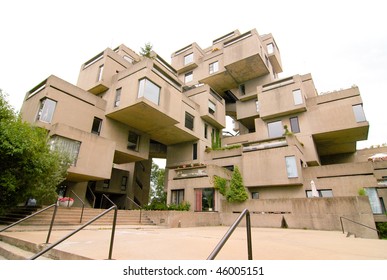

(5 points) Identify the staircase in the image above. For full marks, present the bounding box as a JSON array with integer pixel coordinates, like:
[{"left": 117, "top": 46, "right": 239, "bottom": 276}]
[
  {"left": 0, "top": 206, "right": 42, "bottom": 225},
  {"left": 0, "top": 207, "right": 155, "bottom": 226}
]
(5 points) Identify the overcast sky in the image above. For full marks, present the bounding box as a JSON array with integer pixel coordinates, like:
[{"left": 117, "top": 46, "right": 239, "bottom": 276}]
[{"left": 1, "top": 0, "right": 386, "bottom": 149}]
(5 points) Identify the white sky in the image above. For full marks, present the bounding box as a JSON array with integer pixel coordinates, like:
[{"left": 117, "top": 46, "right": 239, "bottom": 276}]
[{"left": 0, "top": 0, "right": 386, "bottom": 150}]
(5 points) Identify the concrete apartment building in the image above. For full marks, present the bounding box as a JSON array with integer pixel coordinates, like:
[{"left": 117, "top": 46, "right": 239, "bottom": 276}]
[{"left": 20, "top": 28, "right": 386, "bottom": 237}]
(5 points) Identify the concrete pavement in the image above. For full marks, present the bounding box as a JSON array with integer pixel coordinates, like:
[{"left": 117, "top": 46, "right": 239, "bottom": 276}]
[{"left": 1, "top": 225, "right": 387, "bottom": 260}]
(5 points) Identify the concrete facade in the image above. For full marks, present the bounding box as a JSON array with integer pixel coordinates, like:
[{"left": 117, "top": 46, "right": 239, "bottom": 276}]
[{"left": 19, "top": 28, "right": 387, "bottom": 235}]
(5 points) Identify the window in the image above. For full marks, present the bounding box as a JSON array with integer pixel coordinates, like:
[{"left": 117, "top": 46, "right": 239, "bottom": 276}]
[
  {"left": 256, "top": 100, "right": 260, "bottom": 112},
  {"left": 208, "top": 100, "right": 216, "bottom": 114},
  {"left": 209, "top": 61, "right": 219, "bottom": 74},
  {"left": 37, "top": 98, "right": 57, "bottom": 123},
  {"left": 97, "top": 64, "right": 104, "bottom": 81},
  {"left": 121, "top": 176, "right": 128, "bottom": 191},
  {"left": 184, "top": 71, "right": 193, "bottom": 83},
  {"left": 292, "top": 89, "right": 303, "bottom": 105},
  {"left": 123, "top": 55, "right": 134, "bottom": 63},
  {"left": 239, "top": 84, "right": 246, "bottom": 95},
  {"left": 184, "top": 53, "right": 193, "bottom": 65},
  {"left": 267, "top": 43, "right": 274, "bottom": 54},
  {"left": 171, "top": 189, "right": 184, "bottom": 205},
  {"left": 103, "top": 179, "right": 110, "bottom": 188},
  {"left": 251, "top": 192, "right": 259, "bottom": 199},
  {"left": 306, "top": 189, "right": 333, "bottom": 198},
  {"left": 185, "top": 112, "right": 194, "bottom": 130},
  {"left": 195, "top": 188, "right": 215, "bottom": 211},
  {"left": 127, "top": 131, "right": 140, "bottom": 151},
  {"left": 285, "top": 156, "right": 298, "bottom": 178},
  {"left": 204, "top": 123, "right": 208, "bottom": 139},
  {"left": 50, "top": 135, "right": 81, "bottom": 166},
  {"left": 352, "top": 104, "right": 366, "bottom": 122},
  {"left": 365, "top": 188, "right": 383, "bottom": 214},
  {"left": 91, "top": 117, "right": 102, "bottom": 135},
  {"left": 138, "top": 78, "right": 160, "bottom": 105},
  {"left": 193, "top": 143, "right": 198, "bottom": 160},
  {"left": 114, "top": 88, "right": 121, "bottom": 107},
  {"left": 290, "top": 117, "right": 300, "bottom": 133},
  {"left": 268, "top": 120, "right": 283, "bottom": 138}
]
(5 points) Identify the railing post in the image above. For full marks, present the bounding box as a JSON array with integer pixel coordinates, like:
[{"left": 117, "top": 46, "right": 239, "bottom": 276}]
[
  {"left": 340, "top": 217, "right": 344, "bottom": 234},
  {"left": 46, "top": 204, "right": 58, "bottom": 244},
  {"left": 108, "top": 206, "right": 118, "bottom": 260},
  {"left": 246, "top": 211, "right": 253, "bottom": 260}
]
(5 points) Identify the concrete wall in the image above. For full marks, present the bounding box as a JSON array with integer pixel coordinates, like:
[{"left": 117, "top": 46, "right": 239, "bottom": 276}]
[{"left": 146, "top": 197, "right": 379, "bottom": 239}]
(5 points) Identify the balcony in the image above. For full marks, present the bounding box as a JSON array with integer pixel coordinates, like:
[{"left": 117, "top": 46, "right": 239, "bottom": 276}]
[
  {"left": 174, "top": 165, "right": 208, "bottom": 179},
  {"left": 106, "top": 61, "right": 198, "bottom": 145},
  {"left": 171, "top": 43, "right": 204, "bottom": 74},
  {"left": 223, "top": 30, "right": 269, "bottom": 83},
  {"left": 185, "top": 84, "right": 226, "bottom": 128},
  {"left": 309, "top": 87, "right": 369, "bottom": 156},
  {"left": 258, "top": 76, "right": 307, "bottom": 120},
  {"left": 76, "top": 48, "right": 132, "bottom": 95}
]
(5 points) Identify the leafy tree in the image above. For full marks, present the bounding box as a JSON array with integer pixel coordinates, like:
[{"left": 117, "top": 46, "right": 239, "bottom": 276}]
[
  {"left": 226, "top": 166, "right": 248, "bottom": 202},
  {"left": 0, "top": 90, "right": 71, "bottom": 213},
  {"left": 148, "top": 161, "right": 166, "bottom": 205},
  {"left": 140, "top": 42, "right": 153, "bottom": 58}
]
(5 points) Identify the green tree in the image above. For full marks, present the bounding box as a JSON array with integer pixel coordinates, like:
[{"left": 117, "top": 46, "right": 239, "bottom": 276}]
[
  {"left": 226, "top": 166, "right": 248, "bottom": 202},
  {"left": 140, "top": 42, "right": 153, "bottom": 58},
  {"left": 148, "top": 161, "right": 166, "bottom": 205},
  {"left": 0, "top": 90, "right": 71, "bottom": 213}
]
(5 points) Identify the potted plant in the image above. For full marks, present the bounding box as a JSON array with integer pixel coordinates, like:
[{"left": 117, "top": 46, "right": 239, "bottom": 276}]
[{"left": 57, "top": 197, "right": 74, "bottom": 207}]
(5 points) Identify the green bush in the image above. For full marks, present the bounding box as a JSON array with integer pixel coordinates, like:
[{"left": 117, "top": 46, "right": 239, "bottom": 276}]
[
  {"left": 144, "top": 201, "right": 190, "bottom": 211},
  {"left": 376, "top": 222, "right": 387, "bottom": 239}
]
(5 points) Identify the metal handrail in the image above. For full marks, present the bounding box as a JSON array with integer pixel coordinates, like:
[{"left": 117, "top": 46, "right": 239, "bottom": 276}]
[
  {"left": 86, "top": 186, "right": 96, "bottom": 208},
  {"left": 0, "top": 203, "right": 57, "bottom": 235},
  {"left": 126, "top": 196, "right": 142, "bottom": 224},
  {"left": 30, "top": 198, "right": 118, "bottom": 260},
  {"left": 70, "top": 190, "right": 85, "bottom": 223},
  {"left": 207, "top": 209, "right": 253, "bottom": 260},
  {"left": 340, "top": 216, "right": 380, "bottom": 238}
]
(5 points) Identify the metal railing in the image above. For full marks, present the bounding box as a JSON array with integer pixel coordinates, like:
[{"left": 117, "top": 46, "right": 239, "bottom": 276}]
[
  {"left": 0, "top": 204, "right": 58, "bottom": 244},
  {"left": 70, "top": 190, "right": 85, "bottom": 223},
  {"left": 86, "top": 186, "right": 96, "bottom": 208},
  {"left": 207, "top": 209, "right": 253, "bottom": 260},
  {"left": 339, "top": 216, "right": 380, "bottom": 238},
  {"left": 30, "top": 194, "right": 118, "bottom": 260},
  {"left": 126, "top": 196, "right": 142, "bottom": 224}
]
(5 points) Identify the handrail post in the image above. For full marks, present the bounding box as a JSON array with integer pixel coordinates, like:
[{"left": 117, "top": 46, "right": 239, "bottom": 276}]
[
  {"left": 45, "top": 203, "right": 58, "bottom": 244},
  {"left": 70, "top": 190, "right": 85, "bottom": 223},
  {"left": 340, "top": 217, "right": 344, "bottom": 234},
  {"left": 108, "top": 206, "right": 118, "bottom": 260},
  {"left": 246, "top": 210, "right": 253, "bottom": 260}
]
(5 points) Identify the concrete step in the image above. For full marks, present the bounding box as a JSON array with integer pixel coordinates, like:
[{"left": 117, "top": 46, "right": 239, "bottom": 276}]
[
  {"left": 0, "top": 234, "right": 90, "bottom": 260},
  {"left": 0, "top": 207, "right": 155, "bottom": 227}
]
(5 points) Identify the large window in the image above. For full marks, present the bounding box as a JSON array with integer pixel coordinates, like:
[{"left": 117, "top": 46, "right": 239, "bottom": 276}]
[
  {"left": 184, "top": 71, "right": 193, "bottom": 83},
  {"left": 171, "top": 189, "right": 185, "bottom": 205},
  {"left": 138, "top": 78, "right": 160, "bottom": 105},
  {"left": 185, "top": 112, "right": 194, "bottom": 130},
  {"left": 293, "top": 89, "right": 303, "bottom": 105},
  {"left": 195, "top": 188, "right": 215, "bottom": 212},
  {"left": 50, "top": 135, "right": 81, "bottom": 166},
  {"left": 114, "top": 88, "right": 121, "bottom": 107},
  {"left": 290, "top": 117, "right": 300, "bottom": 133},
  {"left": 267, "top": 43, "right": 274, "bottom": 54},
  {"left": 285, "top": 156, "right": 298, "bottom": 178},
  {"left": 184, "top": 53, "right": 193, "bottom": 65},
  {"left": 91, "top": 117, "right": 102, "bottom": 135},
  {"left": 268, "top": 120, "right": 283, "bottom": 138},
  {"left": 37, "top": 98, "right": 57, "bottom": 123},
  {"left": 352, "top": 104, "right": 366, "bottom": 122},
  {"left": 209, "top": 61, "right": 219, "bottom": 74},
  {"left": 193, "top": 143, "right": 198, "bottom": 160},
  {"left": 208, "top": 100, "right": 216, "bottom": 115},
  {"left": 127, "top": 131, "right": 140, "bottom": 151}
]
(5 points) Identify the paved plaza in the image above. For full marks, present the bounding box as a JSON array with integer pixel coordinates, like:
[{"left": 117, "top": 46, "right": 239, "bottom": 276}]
[{"left": 1, "top": 225, "right": 386, "bottom": 260}]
